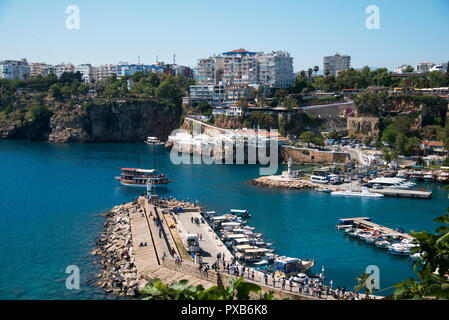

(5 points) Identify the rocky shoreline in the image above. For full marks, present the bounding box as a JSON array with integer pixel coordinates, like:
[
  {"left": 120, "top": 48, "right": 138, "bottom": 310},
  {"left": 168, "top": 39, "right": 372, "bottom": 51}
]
[
  {"left": 250, "top": 176, "right": 315, "bottom": 190},
  {"left": 91, "top": 203, "right": 147, "bottom": 297}
]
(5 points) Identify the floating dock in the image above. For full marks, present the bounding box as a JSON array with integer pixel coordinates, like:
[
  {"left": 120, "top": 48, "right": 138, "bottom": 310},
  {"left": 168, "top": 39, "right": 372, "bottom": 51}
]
[
  {"left": 338, "top": 217, "right": 413, "bottom": 240},
  {"left": 370, "top": 188, "right": 432, "bottom": 199}
]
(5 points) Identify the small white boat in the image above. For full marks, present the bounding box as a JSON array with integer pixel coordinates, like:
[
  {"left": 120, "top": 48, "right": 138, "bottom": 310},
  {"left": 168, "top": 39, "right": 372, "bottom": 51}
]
[
  {"left": 254, "top": 260, "right": 268, "bottom": 266},
  {"left": 315, "top": 187, "right": 331, "bottom": 193},
  {"left": 262, "top": 253, "right": 276, "bottom": 262},
  {"left": 389, "top": 244, "right": 411, "bottom": 256},
  {"left": 331, "top": 187, "right": 384, "bottom": 198},
  {"left": 145, "top": 136, "right": 164, "bottom": 145},
  {"left": 410, "top": 252, "right": 422, "bottom": 262},
  {"left": 374, "top": 240, "right": 390, "bottom": 248},
  {"left": 364, "top": 235, "right": 377, "bottom": 244}
]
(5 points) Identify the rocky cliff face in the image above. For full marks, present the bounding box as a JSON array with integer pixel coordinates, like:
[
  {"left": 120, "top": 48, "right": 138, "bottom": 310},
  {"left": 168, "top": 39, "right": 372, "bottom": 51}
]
[{"left": 1, "top": 101, "right": 181, "bottom": 143}]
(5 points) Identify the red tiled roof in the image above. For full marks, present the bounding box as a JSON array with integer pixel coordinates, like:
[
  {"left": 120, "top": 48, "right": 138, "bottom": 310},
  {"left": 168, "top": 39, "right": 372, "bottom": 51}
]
[
  {"left": 421, "top": 140, "right": 444, "bottom": 147},
  {"left": 228, "top": 49, "right": 248, "bottom": 53}
]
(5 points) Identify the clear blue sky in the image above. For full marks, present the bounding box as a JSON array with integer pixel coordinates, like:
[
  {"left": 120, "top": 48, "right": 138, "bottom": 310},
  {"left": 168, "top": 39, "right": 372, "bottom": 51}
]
[{"left": 0, "top": 0, "right": 448, "bottom": 72}]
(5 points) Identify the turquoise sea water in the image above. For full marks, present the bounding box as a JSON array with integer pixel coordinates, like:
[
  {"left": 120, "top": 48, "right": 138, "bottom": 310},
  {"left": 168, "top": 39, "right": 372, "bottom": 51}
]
[{"left": 0, "top": 140, "right": 447, "bottom": 299}]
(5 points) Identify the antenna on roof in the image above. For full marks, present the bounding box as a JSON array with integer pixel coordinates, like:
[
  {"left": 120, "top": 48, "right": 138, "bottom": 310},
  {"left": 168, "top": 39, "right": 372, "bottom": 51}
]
[
  {"left": 138, "top": 56, "right": 140, "bottom": 64},
  {"left": 173, "top": 54, "right": 176, "bottom": 65},
  {"left": 156, "top": 55, "right": 159, "bottom": 63}
]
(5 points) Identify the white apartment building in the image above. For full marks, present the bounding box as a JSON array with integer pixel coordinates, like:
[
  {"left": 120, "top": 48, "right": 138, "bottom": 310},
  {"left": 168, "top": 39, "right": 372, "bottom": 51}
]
[
  {"left": 257, "top": 51, "right": 294, "bottom": 88},
  {"left": 393, "top": 64, "right": 412, "bottom": 74},
  {"left": 196, "top": 57, "right": 217, "bottom": 85},
  {"left": 429, "top": 62, "right": 448, "bottom": 73},
  {"left": 189, "top": 84, "right": 226, "bottom": 104},
  {"left": 75, "top": 64, "right": 94, "bottom": 82},
  {"left": 54, "top": 63, "right": 75, "bottom": 78},
  {"left": 222, "top": 49, "right": 259, "bottom": 86},
  {"left": 0, "top": 59, "right": 30, "bottom": 80},
  {"left": 94, "top": 64, "right": 117, "bottom": 81},
  {"left": 323, "top": 53, "right": 351, "bottom": 76},
  {"left": 191, "top": 49, "right": 294, "bottom": 104}
]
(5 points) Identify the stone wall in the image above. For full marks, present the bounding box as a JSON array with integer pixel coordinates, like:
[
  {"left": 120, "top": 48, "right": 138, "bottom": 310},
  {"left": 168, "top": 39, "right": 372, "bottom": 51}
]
[{"left": 281, "top": 146, "right": 349, "bottom": 164}]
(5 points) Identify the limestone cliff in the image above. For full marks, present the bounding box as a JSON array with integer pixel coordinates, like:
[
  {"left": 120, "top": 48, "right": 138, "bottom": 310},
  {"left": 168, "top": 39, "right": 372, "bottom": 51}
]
[{"left": 1, "top": 100, "right": 181, "bottom": 143}]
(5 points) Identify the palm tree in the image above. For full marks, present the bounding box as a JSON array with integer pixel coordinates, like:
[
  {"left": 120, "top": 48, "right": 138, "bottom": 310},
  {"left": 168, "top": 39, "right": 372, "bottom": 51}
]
[
  {"left": 354, "top": 272, "right": 372, "bottom": 299},
  {"left": 299, "top": 70, "right": 306, "bottom": 79},
  {"left": 324, "top": 69, "right": 330, "bottom": 77},
  {"left": 307, "top": 68, "right": 313, "bottom": 81},
  {"left": 313, "top": 66, "right": 319, "bottom": 75}
]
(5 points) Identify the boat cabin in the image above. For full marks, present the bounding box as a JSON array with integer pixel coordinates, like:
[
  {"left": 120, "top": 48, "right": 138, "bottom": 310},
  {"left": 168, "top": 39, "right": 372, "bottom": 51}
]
[
  {"left": 230, "top": 209, "right": 251, "bottom": 218},
  {"left": 274, "top": 257, "right": 303, "bottom": 275}
]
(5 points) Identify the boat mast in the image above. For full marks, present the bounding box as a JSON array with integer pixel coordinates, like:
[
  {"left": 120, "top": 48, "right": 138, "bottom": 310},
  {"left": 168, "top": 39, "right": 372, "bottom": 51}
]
[
  {"left": 137, "top": 143, "right": 141, "bottom": 168},
  {"left": 153, "top": 145, "right": 157, "bottom": 170}
]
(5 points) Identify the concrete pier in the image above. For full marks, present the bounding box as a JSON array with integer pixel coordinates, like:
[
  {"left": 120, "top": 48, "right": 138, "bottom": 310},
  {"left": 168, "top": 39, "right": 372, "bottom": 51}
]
[
  {"left": 125, "top": 196, "right": 339, "bottom": 299},
  {"left": 251, "top": 175, "right": 432, "bottom": 199}
]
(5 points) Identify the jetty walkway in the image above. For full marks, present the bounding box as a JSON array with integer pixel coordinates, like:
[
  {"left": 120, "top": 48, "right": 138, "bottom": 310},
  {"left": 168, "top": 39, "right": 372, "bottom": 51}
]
[{"left": 123, "top": 196, "right": 352, "bottom": 300}]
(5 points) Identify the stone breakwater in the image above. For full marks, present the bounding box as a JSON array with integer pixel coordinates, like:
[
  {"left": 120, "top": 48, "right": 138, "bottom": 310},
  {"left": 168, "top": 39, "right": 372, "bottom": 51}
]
[
  {"left": 91, "top": 203, "right": 147, "bottom": 297},
  {"left": 250, "top": 176, "right": 315, "bottom": 190}
]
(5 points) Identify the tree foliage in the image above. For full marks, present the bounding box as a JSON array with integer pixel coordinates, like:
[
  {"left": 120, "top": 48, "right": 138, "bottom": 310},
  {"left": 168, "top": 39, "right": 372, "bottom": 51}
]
[
  {"left": 393, "top": 213, "right": 449, "bottom": 300},
  {"left": 140, "top": 277, "right": 274, "bottom": 300}
]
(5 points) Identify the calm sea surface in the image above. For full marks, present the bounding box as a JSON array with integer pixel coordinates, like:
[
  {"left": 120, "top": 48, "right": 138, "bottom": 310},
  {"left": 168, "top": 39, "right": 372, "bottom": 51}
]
[{"left": 0, "top": 140, "right": 447, "bottom": 299}]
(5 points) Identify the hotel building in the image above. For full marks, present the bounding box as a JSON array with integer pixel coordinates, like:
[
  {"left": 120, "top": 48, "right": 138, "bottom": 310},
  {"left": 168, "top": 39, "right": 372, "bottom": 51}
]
[
  {"left": 0, "top": 59, "right": 30, "bottom": 80},
  {"left": 323, "top": 53, "right": 351, "bottom": 76}
]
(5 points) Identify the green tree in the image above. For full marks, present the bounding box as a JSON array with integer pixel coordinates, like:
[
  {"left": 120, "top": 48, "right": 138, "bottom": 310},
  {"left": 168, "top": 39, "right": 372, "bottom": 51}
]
[
  {"left": 300, "top": 131, "right": 323, "bottom": 147},
  {"left": 155, "top": 76, "right": 182, "bottom": 102},
  {"left": 381, "top": 127, "right": 397, "bottom": 146},
  {"left": 313, "top": 66, "right": 319, "bottom": 75},
  {"left": 307, "top": 68, "right": 313, "bottom": 81},
  {"left": 404, "top": 65, "right": 414, "bottom": 73},
  {"left": 49, "top": 83, "right": 62, "bottom": 101},
  {"left": 393, "top": 213, "right": 449, "bottom": 299},
  {"left": 354, "top": 272, "right": 374, "bottom": 299},
  {"left": 140, "top": 277, "right": 273, "bottom": 300}
]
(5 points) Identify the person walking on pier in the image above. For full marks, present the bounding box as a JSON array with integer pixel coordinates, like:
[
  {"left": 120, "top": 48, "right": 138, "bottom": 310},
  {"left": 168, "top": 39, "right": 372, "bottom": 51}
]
[
  {"left": 264, "top": 274, "right": 268, "bottom": 285},
  {"left": 251, "top": 270, "right": 255, "bottom": 281},
  {"left": 281, "top": 279, "right": 286, "bottom": 290}
]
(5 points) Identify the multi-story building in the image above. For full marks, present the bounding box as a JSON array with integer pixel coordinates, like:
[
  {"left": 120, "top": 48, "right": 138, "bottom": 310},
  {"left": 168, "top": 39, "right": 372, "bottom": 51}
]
[
  {"left": 30, "top": 62, "right": 54, "bottom": 77},
  {"left": 222, "top": 49, "right": 259, "bottom": 86},
  {"left": 189, "top": 84, "right": 226, "bottom": 104},
  {"left": 191, "top": 49, "right": 294, "bottom": 104},
  {"left": 429, "top": 62, "right": 448, "bottom": 73},
  {"left": 0, "top": 59, "right": 30, "bottom": 80},
  {"left": 54, "top": 63, "right": 75, "bottom": 78},
  {"left": 393, "top": 64, "right": 412, "bottom": 74},
  {"left": 415, "top": 62, "right": 435, "bottom": 73},
  {"left": 93, "top": 64, "right": 117, "bottom": 81},
  {"left": 323, "top": 53, "right": 351, "bottom": 76},
  {"left": 195, "top": 57, "right": 217, "bottom": 85},
  {"left": 257, "top": 51, "right": 294, "bottom": 88},
  {"left": 75, "top": 64, "right": 94, "bottom": 82}
]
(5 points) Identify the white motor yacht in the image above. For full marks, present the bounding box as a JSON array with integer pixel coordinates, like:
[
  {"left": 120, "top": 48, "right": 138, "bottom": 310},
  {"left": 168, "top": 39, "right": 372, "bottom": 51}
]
[{"left": 331, "top": 187, "right": 384, "bottom": 198}]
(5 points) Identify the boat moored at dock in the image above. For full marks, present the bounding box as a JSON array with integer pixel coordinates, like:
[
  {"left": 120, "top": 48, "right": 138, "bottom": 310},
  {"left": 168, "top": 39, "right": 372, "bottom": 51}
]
[{"left": 331, "top": 187, "right": 384, "bottom": 198}]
